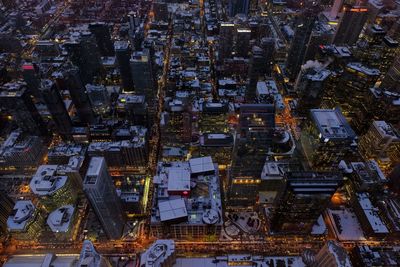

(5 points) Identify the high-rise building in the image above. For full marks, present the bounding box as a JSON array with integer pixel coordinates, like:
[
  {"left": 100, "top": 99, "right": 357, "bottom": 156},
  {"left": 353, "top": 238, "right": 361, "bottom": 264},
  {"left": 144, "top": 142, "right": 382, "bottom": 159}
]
[
  {"left": 64, "top": 67, "right": 95, "bottom": 124},
  {"left": 313, "top": 241, "right": 351, "bottom": 267},
  {"left": 0, "top": 194, "right": 14, "bottom": 235},
  {"left": 229, "top": 104, "right": 275, "bottom": 207},
  {"left": 218, "top": 22, "right": 235, "bottom": 62},
  {"left": 0, "top": 131, "right": 46, "bottom": 172},
  {"left": 89, "top": 22, "right": 114, "bottom": 57},
  {"left": 84, "top": 157, "right": 124, "bottom": 239},
  {"left": 130, "top": 49, "right": 156, "bottom": 102},
  {"left": 114, "top": 41, "right": 134, "bottom": 91},
  {"left": 235, "top": 28, "right": 251, "bottom": 58},
  {"left": 22, "top": 63, "right": 41, "bottom": 98},
  {"left": 228, "top": 0, "right": 250, "bottom": 17},
  {"left": 153, "top": 0, "right": 169, "bottom": 21},
  {"left": 380, "top": 55, "right": 400, "bottom": 93},
  {"left": 333, "top": 5, "right": 368, "bottom": 45},
  {"left": 64, "top": 33, "right": 102, "bottom": 84},
  {"left": 285, "top": 10, "right": 317, "bottom": 81},
  {"left": 86, "top": 84, "right": 110, "bottom": 115},
  {"left": 0, "top": 81, "right": 47, "bottom": 135},
  {"left": 78, "top": 240, "right": 112, "bottom": 267},
  {"left": 301, "top": 108, "right": 358, "bottom": 170},
  {"left": 358, "top": 121, "right": 400, "bottom": 173},
  {"left": 40, "top": 80, "right": 73, "bottom": 139},
  {"left": 247, "top": 46, "right": 267, "bottom": 101},
  {"left": 270, "top": 171, "right": 343, "bottom": 234}
]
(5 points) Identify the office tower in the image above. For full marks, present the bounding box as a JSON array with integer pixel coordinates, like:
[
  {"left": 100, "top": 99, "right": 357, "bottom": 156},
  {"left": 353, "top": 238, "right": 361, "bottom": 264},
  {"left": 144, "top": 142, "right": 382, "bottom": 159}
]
[
  {"left": 294, "top": 62, "right": 331, "bottom": 114},
  {"left": 64, "top": 33, "right": 102, "bottom": 84},
  {"left": 286, "top": 10, "right": 317, "bottom": 81},
  {"left": 388, "top": 19, "right": 400, "bottom": 41},
  {"left": 333, "top": 5, "right": 368, "bottom": 45},
  {"left": 380, "top": 55, "right": 400, "bottom": 93},
  {"left": 228, "top": 0, "right": 250, "bottom": 17},
  {"left": 117, "top": 94, "right": 148, "bottom": 126},
  {"left": 114, "top": 41, "right": 134, "bottom": 91},
  {"left": 35, "top": 40, "right": 60, "bottom": 58},
  {"left": 260, "top": 37, "right": 275, "bottom": 76},
  {"left": 235, "top": 28, "right": 251, "bottom": 58},
  {"left": 78, "top": 240, "right": 112, "bottom": 267},
  {"left": 218, "top": 22, "right": 235, "bottom": 62},
  {"left": 84, "top": 157, "right": 124, "bottom": 239},
  {"left": 128, "top": 11, "right": 140, "bottom": 33},
  {"left": 0, "top": 81, "right": 47, "bottom": 135},
  {"left": 0, "top": 131, "right": 46, "bottom": 172},
  {"left": 89, "top": 22, "right": 114, "bottom": 57},
  {"left": 301, "top": 109, "right": 358, "bottom": 170},
  {"left": 1, "top": 0, "right": 15, "bottom": 10},
  {"left": 229, "top": 104, "right": 275, "bottom": 207},
  {"left": 86, "top": 84, "right": 110, "bottom": 115},
  {"left": 329, "top": 0, "right": 344, "bottom": 20},
  {"left": 88, "top": 126, "right": 148, "bottom": 169},
  {"left": 40, "top": 80, "right": 73, "bottom": 139},
  {"left": 303, "top": 22, "right": 335, "bottom": 63},
  {"left": 0, "top": 194, "right": 14, "bottom": 235},
  {"left": 64, "top": 67, "right": 95, "bottom": 124},
  {"left": 359, "top": 121, "right": 400, "bottom": 173},
  {"left": 247, "top": 46, "right": 267, "bottom": 101},
  {"left": 270, "top": 171, "right": 343, "bottom": 234},
  {"left": 130, "top": 49, "right": 156, "bottom": 103},
  {"left": 153, "top": 0, "right": 169, "bottom": 21},
  {"left": 22, "top": 63, "right": 41, "bottom": 98},
  {"left": 313, "top": 241, "right": 351, "bottom": 267}
]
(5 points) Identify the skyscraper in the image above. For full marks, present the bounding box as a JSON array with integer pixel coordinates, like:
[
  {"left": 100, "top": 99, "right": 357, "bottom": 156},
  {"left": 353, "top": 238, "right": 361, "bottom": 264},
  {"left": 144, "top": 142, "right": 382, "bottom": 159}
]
[
  {"left": 130, "top": 49, "right": 155, "bottom": 102},
  {"left": 64, "top": 33, "right": 102, "bottom": 84},
  {"left": 0, "top": 81, "right": 47, "bottom": 135},
  {"left": 229, "top": 104, "right": 275, "bottom": 206},
  {"left": 84, "top": 157, "right": 124, "bottom": 239},
  {"left": 270, "top": 171, "right": 343, "bottom": 234},
  {"left": 286, "top": 9, "right": 317, "bottom": 81},
  {"left": 114, "top": 41, "right": 134, "bottom": 91},
  {"left": 247, "top": 46, "right": 267, "bottom": 101},
  {"left": 380, "top": 55, "right": 400, "bottom": 93},
  {"left": 228, "top": 0, "right": 250, "bottom": 17},
  {"left": 64, "top": 67, "right": 95, "bottom": 124},
  {"left": 22, "top": 63, "right": 41, "bottom": 98},
  {"left": 40, "top": 80, "right": 73, "bottom": 139},
  {"left": 218, "top": 22, "right": 235, "bottom": 62},
  {"left": 235, "top": 28, "right": 251, "bottom": 58},
  {"left": 89, "top": 22, "right": 115, "bottom": 57},
  {"left": 333, "top": 5, "right": 368, "bottom": 45}
]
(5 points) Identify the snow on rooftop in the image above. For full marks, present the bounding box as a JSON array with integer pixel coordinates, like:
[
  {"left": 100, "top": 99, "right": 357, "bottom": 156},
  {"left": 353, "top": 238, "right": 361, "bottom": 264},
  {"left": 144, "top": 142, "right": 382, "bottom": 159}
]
[
  {"left": 327, "top": 208, "right": 366, "bottom": 241},
  {"left": 357, "top": 193, "right": 389, "bottom": 234},
  {"left": 310, "top": 109, "right": 356, "bottom": 140},
  {"left": 189, "top": 156, "right": 215, "bottom": 174},
  {"left": 158, "top": 199, "right": 188, "bottom": 222},
  {"left": 47, "top": 205, "right": 75, "bottom": 233},
  {"left": 7, "top": 201, "right": 36, "bottom": 231},
  {"left": 30, "top": 165, "right": 68, "bottom": 196},
  {"left": 167, "top": 167, "right": 191, "bottom": 192}
]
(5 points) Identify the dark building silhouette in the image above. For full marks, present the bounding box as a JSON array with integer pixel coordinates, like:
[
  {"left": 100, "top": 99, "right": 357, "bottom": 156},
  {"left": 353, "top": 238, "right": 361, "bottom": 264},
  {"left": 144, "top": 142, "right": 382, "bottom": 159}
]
[
  {"left": 333, "top": 5, "right": 368, "bottom": 45},
  {"left": 40, "top": 80, "right": 73, "bottom": 140},
  {"left": 89, "top": 22, "right": 115, "bottom": 57},
  {"left": 115, "top": 41, "right": 134, "bottom": 91},
  {"left": 64, "top": 67, "right": 95, "bottom": 124},
  {"left": 270, "top": 171, "right": 343, "bottom": 234}
]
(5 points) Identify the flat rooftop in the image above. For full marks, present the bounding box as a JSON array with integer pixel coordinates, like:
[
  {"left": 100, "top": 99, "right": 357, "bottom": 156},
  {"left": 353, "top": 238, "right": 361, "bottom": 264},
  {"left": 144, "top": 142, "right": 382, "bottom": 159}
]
[
  {"left": 310, "top": 109, "right": 357, "bottom": 140},
  {"left": 47, "top": 205, "right": 75, "bottom": 233},
  {"left": 30, "top": 165, "right": 68, "bottom": 196},
  {"left": 7, "top": 200, "right": 36, "bottom": 231}
]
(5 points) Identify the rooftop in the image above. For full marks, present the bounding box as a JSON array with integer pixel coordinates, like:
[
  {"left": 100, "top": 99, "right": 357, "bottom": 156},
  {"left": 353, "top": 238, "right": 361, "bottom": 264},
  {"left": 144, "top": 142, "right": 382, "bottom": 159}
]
[
  {"left": 30, "top": 165, "right": 68, "bottom": 196},
  {"left": 47, "top": 205, "right": 75, "bottom": 233},
  {"left": 310, "top": 109, "right": 357, "bottom": 141},
  {"left": 140, "top": 240, "right": 175, "bottom": 267},
  {"left": 7, "top": 200, "right": 36, "bottom": 231},
  {"left": 158, "top": 198, "right": 188, "bottom": 222}
]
